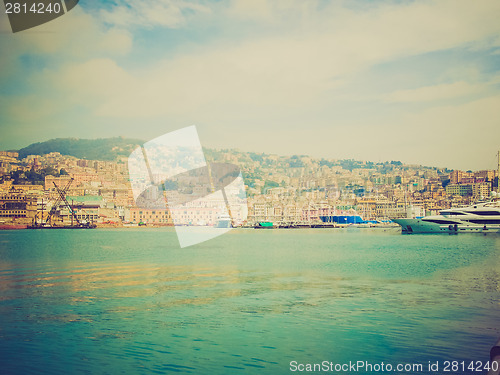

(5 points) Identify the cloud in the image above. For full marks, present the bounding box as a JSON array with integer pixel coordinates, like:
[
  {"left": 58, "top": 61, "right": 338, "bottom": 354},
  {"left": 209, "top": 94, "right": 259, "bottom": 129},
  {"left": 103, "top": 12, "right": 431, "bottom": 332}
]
[
  {"left": 51, "top": 59, "right": 135, "bottom": 103},
  {"left": 384, "top": 82, "right": 486, "bottom": 103},
  {"left": 0, "top": 7, "right": 132, "bottom": 89},
  {"left": 227, "top": 0, "right": 272, "bottom": 21},
  {"left": 99, "top": 0, "right": 211, "bottom": 29},
  {"left": 1, "top": 95, "right": 61, "bottom": 123},
  {"left": 52, "top": 0, "right": 500, "bottom": 119},
  {"left": 8, "top": 7, "right": 131, "bottom": 56},
  {"left": 294, "top": 94, "right": 500, "bottom": 170},
  {"left": 387, "top": 95, "right": 500, "bottom": 169},
  {"left": 2, "top": 0, "right": 500, "bottom": 170}
]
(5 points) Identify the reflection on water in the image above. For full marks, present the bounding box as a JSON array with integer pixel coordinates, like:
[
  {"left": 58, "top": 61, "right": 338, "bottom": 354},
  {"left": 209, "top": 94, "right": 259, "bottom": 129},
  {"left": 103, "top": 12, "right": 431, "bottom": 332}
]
[{"left": 0, "top": 229, "right": 499, "bottom": 374}]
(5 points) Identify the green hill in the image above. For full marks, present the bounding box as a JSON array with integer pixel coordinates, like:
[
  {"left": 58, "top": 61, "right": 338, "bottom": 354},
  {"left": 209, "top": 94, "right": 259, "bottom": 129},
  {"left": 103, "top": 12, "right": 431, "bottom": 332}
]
[{"left": 17, "top": 137, "right": 144, "bottom": 161}]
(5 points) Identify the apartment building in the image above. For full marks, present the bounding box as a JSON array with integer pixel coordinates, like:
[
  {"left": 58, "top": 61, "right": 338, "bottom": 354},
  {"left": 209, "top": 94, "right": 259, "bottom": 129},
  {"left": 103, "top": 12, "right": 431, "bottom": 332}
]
[
  {"left": 128, "top": 208, "right": 173, "bottom": 225},
  {"left": 0, "top": 188, "right": 37, "bottom": 220},
  {"left": 446, "top": 184, "right": 472, "bottom": 197}
]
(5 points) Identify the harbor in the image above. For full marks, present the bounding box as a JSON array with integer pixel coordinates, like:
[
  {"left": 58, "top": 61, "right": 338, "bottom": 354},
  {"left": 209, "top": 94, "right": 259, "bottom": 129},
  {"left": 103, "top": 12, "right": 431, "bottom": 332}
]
[
  {"left": 1, "top": 0, "right": 499, "bottom": 373},
  {"left": 1, "top": 149, "right": 499, "bottom": 234}
]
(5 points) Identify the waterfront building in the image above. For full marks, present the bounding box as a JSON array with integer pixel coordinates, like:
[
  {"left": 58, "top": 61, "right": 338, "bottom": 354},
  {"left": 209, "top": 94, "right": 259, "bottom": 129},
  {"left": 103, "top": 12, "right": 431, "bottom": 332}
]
[
  {"left": 53, "top": 195, "right": 103, "bottom": 224},
  {"left": 356, "top": 197, "right": 377, "bottom": 221},
  {"left": 302, "top": 205, "right": 320, "bottom": 222},
  {"left": 375, "top": 200, "right": 408, "bottom": 219},
  {"left": 170, "top": 207, "right": 220, "bottom": 226},
  {"left": 250, "top": 202, "right": 273, "bottom": 223},
  {"left": 0, "top": 188, "right": 37, "bottom": 221},
  {"left": 127, "top": 208, "right": 173, "bottom": 225}
]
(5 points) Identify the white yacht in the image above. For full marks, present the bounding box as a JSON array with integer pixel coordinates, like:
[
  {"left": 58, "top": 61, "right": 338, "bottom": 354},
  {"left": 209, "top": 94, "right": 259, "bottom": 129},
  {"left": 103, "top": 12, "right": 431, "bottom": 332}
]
[{"left": 393, "top": 198, "right": 500, "bottom": 234}]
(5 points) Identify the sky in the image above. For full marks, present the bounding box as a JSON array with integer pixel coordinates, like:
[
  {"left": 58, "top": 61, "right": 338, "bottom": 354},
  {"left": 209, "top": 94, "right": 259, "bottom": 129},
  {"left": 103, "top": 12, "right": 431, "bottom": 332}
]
[{"left": 0, "top": 0, "right": 499, "bottom": 170}]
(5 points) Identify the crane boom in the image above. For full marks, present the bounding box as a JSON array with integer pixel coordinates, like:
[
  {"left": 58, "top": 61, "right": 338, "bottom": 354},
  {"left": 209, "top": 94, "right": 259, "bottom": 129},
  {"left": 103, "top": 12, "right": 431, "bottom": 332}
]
[
  {"left": 53, "top": 180, "right": 81, "bottom": 226},
  {"left": 45, "top": 178, "right": 73, "bottom": 226}
]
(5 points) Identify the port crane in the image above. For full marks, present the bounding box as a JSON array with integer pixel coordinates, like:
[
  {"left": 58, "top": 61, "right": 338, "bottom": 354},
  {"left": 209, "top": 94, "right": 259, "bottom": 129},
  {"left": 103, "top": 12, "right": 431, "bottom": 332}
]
[{"left": 30, "top": 178, "right": 96, "bottom": 229}]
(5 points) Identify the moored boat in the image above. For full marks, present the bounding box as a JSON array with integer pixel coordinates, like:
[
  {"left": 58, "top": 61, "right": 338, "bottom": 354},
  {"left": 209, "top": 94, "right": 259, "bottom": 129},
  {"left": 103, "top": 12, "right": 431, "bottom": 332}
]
[
  {"left": 0, "top": 224, "right": 28, "bottom": 230},
  {"left": 215, "top": 214, "right": 232, "bottom": 228},
  {"left": 28, "top": 222, "right": 97, "bottom": 229},
  {"left": 255, "top": 221, "right": 273, "bottom": 229},
  {"left": 393, "top": 198, "right": 500, "bottom": 234}
]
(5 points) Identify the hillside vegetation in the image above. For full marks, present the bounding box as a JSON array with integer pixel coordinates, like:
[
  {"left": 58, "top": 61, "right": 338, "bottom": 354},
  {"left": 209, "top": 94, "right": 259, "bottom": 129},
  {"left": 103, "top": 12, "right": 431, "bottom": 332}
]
[{"left": 17, "top": 137, "right": 143, "bottom": 161}]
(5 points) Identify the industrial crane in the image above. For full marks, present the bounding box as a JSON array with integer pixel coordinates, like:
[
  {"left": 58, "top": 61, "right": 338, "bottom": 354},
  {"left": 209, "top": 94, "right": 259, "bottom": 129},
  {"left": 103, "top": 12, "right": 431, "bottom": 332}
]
[{"left": 30, "top": 178, "right": 96, "bottom": 229}]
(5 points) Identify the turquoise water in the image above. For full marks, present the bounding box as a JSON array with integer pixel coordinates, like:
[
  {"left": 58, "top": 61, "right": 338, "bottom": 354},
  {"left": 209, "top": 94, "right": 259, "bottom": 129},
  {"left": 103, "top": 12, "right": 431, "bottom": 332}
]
[{"left": 0, "top": 228, "right": 499, "bottom": 374}]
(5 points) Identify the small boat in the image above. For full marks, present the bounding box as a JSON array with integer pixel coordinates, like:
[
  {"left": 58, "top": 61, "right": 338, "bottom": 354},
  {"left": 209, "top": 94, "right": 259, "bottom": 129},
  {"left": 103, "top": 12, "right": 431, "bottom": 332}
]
[
  {"left": 28, "top": 222, "right": 96, "bottom": 229},
  {"left": 215, "top": 214, "right": 232, "bottom": 228},
  {"left": 123, "top": 222, "right": 139, "bottom": 227},
  {"left": 319, "top": 214, "right": 367, "bottom": 225},
  {"left": 255, "top": 222, "right": 273, "bottom": 229},
  {"left": 0, "top": 224, "right": 28, "bottom": 230}
]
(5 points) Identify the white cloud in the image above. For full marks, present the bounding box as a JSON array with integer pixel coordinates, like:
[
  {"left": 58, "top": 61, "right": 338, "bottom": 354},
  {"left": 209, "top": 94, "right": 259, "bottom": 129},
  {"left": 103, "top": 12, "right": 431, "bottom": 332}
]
[
  {"left": 387, "top": 95, "right": 500, "bottom": 169},
  {"left": 40, "top": 0, "right": 499, "bottom": 118},
  {"left": 0, "top": 6, "right": 132, "bottom": 81},
  {"left": 384, "top": 82, "right": 485, "bottom": 103},
  {"left": 295, "top": 94, "right": 500, "bottom": 170},
  {"left": 30, "top": 11, "right": 127, "bottom": 56},
  {"left": 2, "top": 0, "right": 500, "bottom": 169},
  {"left": 99, "top": 0, "right": 211, "bottom": 29},
  {"left": 1, "top": 95, "right": 61, "bottom": 123},
  {"left": 52, "top": 58, "right": 136, "bottom": 102},
  {"left": 227, "top": 0, "right": 272, "bottom": 20}
]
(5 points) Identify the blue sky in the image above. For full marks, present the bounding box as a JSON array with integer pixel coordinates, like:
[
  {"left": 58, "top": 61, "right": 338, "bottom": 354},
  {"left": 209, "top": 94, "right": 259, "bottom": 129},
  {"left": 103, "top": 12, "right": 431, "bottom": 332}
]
[{"left": 0, "top": 0, "right": 499, "bottom": 170}]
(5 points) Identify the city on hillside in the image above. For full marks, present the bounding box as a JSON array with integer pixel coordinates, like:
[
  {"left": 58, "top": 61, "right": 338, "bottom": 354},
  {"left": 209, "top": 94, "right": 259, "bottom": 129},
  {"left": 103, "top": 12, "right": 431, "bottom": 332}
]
[{"left": 0, "top": 145, "right": 498, "bottom": 228}]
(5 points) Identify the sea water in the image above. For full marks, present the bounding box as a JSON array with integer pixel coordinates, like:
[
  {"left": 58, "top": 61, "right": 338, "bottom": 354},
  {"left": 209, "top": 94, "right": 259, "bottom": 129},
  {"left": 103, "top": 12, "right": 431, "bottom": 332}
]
[{"left": 0, "top": 228, "right": 499, "bottom": 374}]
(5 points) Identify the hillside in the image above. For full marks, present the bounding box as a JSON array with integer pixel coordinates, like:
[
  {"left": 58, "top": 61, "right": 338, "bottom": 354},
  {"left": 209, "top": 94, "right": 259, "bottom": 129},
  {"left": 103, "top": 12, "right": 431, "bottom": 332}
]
[
  {"left": 17, "top": 137, "right": 144, "bottom": 161},
  {"left": 14, "top": 137, "right": 446, "bottom": 177}
]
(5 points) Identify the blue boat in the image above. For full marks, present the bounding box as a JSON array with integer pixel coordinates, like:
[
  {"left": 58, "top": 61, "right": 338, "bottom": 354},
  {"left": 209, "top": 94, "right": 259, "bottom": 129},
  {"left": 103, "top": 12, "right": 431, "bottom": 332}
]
[{"left": 319, "top": 215, "right": 367, "bottom": 224}]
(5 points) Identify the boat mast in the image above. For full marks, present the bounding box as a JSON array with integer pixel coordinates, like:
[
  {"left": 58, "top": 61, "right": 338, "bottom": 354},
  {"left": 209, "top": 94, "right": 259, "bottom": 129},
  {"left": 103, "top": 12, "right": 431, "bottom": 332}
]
[
  {"left": 38, "top": 198, "right": 43, "bottom": 226},
  {"left": 497, "top": 150, "right": 500, "bottom": 193}
]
